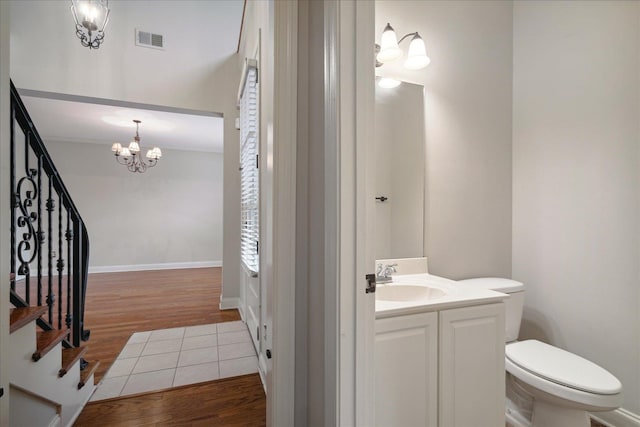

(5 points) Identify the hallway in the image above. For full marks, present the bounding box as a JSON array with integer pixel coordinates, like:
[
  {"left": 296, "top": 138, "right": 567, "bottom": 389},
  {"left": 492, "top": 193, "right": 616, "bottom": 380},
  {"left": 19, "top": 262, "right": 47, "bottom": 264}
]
[{"left": 75, "top": 267, "right": 265, "bottom": 425}]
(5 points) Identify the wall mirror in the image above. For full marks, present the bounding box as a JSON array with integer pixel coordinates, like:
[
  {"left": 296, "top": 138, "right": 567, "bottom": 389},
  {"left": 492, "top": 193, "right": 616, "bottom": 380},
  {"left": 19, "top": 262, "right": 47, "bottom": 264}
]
[{"left": 374, "top": 80, "right": 426, "bottom": 260}]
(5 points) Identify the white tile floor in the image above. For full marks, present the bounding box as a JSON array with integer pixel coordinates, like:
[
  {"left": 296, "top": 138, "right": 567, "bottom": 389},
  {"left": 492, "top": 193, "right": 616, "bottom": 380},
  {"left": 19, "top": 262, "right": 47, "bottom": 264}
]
[{"left": 90, "top": 320, "right": 258, "bottom": 401}]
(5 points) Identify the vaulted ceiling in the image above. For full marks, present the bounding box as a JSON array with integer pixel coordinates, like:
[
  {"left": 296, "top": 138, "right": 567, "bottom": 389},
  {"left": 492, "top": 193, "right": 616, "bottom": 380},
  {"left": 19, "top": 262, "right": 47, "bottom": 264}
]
[{"left": 10, "top": 0, "right": 244, "bottom": 152}]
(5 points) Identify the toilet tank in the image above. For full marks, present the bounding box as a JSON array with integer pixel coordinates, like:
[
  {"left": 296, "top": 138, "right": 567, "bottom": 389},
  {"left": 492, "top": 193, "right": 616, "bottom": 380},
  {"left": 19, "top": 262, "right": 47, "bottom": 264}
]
[{"left": 457, "top": 278, "right": 525, "bottom": 343}]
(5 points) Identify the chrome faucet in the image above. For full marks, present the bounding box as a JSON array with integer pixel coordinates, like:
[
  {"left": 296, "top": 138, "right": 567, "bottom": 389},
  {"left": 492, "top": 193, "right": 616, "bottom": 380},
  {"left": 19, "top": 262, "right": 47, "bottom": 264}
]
[{"left": 376, "top": 263, "right": 397, "bottom": 284}]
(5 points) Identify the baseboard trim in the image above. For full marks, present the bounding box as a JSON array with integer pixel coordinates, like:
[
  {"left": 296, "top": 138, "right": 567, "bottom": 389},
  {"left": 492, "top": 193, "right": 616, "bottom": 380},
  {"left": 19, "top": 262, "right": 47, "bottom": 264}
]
[
  {"left": 592, "top": 408, "right": 640, "bottom": 427},
  {"left": 66, "top": 383, "right": 95, "bottom": 427},
  {"left": 88, "top": 261, "right": 222, "bottom": 274},
  {"left": 219, "top": 297, "right": 240, "bottom": 311}
]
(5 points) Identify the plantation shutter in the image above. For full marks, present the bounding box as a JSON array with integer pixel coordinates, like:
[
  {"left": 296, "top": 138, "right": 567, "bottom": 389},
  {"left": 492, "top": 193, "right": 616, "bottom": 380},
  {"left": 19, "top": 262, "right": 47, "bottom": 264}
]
[{"left": 239, "top": 59, "right": 259, "bottom": 274}]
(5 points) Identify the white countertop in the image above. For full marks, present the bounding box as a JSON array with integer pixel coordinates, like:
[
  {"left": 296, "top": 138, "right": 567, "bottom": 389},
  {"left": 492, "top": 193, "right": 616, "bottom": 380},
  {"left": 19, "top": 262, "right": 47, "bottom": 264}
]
[{"left": 375, "top": 273, "right": 508, "bottom": 319}]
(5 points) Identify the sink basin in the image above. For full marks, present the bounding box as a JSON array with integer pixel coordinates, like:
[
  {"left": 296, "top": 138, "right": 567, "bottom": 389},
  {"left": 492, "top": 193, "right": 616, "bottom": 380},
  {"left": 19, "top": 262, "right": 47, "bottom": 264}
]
[{"left": 376, "top": 285, "right": 446, "bottom": 302}]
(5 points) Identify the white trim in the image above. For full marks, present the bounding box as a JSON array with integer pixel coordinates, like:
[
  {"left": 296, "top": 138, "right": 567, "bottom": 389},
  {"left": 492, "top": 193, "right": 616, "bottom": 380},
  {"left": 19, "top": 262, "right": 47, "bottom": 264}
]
[
  {"left": 219, "top": 296, "right": 241, "bottom": 311},
  {"left": 592, "top": 408, "right": 640, "bottom": 427},
  {"left": 88, "top": 261, "right": 221, "bottom": 274},
  {"left": 0, "top": 2, "right": 11, "bottom": 424},
  {"left": 353, "top": 0, "right": 376, "bottom": 424},
  {"left": 65, "top": 383, "right": 95, "bottom": 427},
  {"left": 258, "top": 352, "right": 268, "bottom": 393},
  {"left": 237, "top": 58, "right": 259, "bottom": 107},
  {"left": 236, "top": 301, "right": 246, "bottom": 322},
  {"left": 48, "top": 414, "right": 61, "bottom": 427},
  {"left": 324, "top": 1, "right": 342, "bottom": 426},
  {"left": 269, "top": 1, "right": 297, "bottom": 426},
  {"left": 330, "top": 0, "right": 376, "bottom": 425}
]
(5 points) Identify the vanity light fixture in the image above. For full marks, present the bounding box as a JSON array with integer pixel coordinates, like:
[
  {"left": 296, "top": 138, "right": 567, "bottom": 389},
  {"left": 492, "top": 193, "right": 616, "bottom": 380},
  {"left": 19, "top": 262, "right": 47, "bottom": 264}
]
[{"left": 376, "top": 23, "right": 431, "bottom": 71}]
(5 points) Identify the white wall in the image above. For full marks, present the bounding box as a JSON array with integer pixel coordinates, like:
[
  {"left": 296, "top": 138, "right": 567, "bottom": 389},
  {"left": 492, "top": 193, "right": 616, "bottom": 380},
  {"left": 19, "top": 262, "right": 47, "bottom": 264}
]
[
  {"left": 46, "top": 141, "right": 223, "bottom": 268},
  {"left": 375, "top": 1, "right": 513, "bottom": 280},
  {"left": 513, "top": 0, "right": 640, "bottom": 418},
  {"left": 9, "top": 0, "right": 241, "bottom": 297}
]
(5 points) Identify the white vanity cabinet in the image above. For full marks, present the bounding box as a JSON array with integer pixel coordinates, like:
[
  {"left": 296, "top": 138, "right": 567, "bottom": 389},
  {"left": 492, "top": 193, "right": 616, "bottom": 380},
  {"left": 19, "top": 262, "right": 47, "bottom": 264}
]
[
  {"left": 375, "top": 302, "right": 505, "bottom": 427},
  {"left": 439, "top": 303, "right": 505, "bottom": 427},
  {"left": 375, "top": 311, "right": 438, "bottom": 427}
]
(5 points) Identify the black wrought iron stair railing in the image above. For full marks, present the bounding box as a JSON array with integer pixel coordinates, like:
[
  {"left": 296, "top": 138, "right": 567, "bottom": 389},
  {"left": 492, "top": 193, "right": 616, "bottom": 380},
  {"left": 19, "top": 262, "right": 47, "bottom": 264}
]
[{"left": 9, "top": 80, "right": 90, "bottom": 349}]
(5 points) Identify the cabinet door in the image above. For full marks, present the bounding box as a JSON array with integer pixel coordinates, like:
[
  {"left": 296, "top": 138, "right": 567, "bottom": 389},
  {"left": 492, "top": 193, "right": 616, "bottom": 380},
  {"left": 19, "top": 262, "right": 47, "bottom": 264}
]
[
  {"left": 439, "top": 303, "right": 505, "bottom": 427},
  {"left": 375, "top": 312, "right": 438, "bottom": 427}
]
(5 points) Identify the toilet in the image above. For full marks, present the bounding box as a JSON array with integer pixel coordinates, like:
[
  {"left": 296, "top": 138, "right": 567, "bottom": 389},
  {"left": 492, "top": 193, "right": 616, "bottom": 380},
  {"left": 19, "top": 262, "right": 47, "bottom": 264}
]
[{"left": 457, "top": 278, "right": 623, "bottom": 427}]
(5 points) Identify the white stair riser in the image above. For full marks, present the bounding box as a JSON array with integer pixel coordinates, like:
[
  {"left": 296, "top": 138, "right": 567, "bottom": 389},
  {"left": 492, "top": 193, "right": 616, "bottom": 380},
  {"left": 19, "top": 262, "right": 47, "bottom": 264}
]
[{"left": 9, "top": 324, "right": 94, "bottom": 427}]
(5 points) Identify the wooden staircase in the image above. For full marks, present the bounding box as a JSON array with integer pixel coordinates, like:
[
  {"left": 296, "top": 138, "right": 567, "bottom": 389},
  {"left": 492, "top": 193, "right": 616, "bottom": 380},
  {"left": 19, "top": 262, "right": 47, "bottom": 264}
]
[{"left": 9, "top": 307, "right": 98, "bottom": 427}]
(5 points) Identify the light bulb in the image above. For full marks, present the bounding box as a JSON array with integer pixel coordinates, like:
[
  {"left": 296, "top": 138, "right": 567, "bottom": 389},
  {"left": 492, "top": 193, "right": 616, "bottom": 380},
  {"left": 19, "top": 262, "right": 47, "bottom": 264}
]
[
  {"left": 377, "top": 23, "right": 402, "bottom": 63},
  {"left": 378, "top": 77, "right": 401, "bottom": 89},
  {"left": 404, "top": 34, "right": 430, "bottom": 70}
]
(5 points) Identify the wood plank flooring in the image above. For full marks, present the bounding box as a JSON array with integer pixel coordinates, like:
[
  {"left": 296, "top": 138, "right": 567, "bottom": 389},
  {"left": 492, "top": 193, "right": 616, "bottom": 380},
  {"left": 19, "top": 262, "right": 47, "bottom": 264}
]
[
  {"left": 82, "top": 268, "right": 240, "bottom": 383},
  {"left": 75, "top": 374, "right": 266, "bottom": 426},
  {"left": 73, "top": 267, "right": 265, "bottom": 426}
]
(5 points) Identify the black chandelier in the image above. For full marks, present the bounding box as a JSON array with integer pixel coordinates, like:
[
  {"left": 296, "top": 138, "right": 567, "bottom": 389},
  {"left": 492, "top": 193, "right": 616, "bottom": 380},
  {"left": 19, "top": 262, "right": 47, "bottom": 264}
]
[
  {"left": 111, "top": 120, "right": 163, "bottom": 173},
  {"left": 70, "top": 0, "right": 110, "bottom": 50}
]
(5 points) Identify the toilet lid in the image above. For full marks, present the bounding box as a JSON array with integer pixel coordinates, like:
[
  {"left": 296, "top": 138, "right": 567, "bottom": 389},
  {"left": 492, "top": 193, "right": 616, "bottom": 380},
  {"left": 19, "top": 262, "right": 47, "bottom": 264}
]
[
  {"left": 457, "top": 277, "right": 524, "bottom": 294},
  {"left": 506, "top": 340, "right": 622, "bottom": 395}
]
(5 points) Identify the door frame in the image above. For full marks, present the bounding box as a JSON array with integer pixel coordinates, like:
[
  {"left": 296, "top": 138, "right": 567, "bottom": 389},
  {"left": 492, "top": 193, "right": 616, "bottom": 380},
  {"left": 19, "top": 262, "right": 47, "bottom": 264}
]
[
  {"left": 324, "top": 0, "right": 376, "bottom": 425},
  {"left": 270, "top": 0, "right": 375, "bottom": 424},
  {"left": 0, "top": 1, "right": 10, "bottom": 423},
  {"left": 268, "top": 0, "right": 298, "bottom": 426}
]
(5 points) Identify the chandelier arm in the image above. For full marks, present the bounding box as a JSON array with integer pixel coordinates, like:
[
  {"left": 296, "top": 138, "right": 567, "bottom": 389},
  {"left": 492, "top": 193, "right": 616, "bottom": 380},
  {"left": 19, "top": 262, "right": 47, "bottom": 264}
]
[{"left": 115, "top": 155, "right": 129, "bottom": 166}]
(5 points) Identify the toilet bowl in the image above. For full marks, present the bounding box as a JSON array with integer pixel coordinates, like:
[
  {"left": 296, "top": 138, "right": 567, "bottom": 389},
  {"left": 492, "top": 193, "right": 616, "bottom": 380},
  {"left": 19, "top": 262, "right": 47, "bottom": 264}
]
[{"left": 457, "top": 278, "right": 623, "bottom": 427}]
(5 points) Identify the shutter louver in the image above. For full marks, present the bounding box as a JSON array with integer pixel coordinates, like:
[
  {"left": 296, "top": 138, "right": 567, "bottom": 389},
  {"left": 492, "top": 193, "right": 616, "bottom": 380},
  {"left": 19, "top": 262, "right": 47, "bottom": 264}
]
[{"left": 240, "top": 65, "right": 259, "bottom": 274}]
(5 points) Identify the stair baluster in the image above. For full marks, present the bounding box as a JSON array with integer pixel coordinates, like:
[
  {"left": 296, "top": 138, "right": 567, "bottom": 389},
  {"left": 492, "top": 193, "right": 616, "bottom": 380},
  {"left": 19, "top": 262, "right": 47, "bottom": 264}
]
[{"left": 9, "top": 79, "right": 90, "bottom": 352}]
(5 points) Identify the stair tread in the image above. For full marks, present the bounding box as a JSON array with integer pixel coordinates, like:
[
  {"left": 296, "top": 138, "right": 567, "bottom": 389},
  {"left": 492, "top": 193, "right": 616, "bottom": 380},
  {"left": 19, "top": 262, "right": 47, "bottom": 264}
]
[
  {"left": 79, "top": 360, "right": 100, "bottom": 389},
  {"left": 10, "top": 306, "right": 48, "bottom": 334},
  {"left": 33, "top": 329, "right": 69, "bottom": 361},
  {"left": 60, "top": 346, "right": 88, "bottom": 377}
]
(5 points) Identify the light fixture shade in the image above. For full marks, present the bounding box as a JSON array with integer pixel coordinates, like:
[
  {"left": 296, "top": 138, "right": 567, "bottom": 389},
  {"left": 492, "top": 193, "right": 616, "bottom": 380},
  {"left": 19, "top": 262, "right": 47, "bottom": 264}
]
[
  {"left": 146, "top": 147, "right": 162, "bottom": 159},
  {"left": 378, "top": 77, "right": 401, "bottom": 89},
  {"left": 113, "top": 120, "right": 163, "bottom": 172},
  {"left": 377, "top": 23, "right": 402, "bottom": 63},
  {"left": 129, "top": 140, "right": 140, "bottom": 153},
  {"left": 70, "top": 0, "right": 110, "bottom": 49},
  {"left": 404, "top": 34, "right": 430, "bottom": 70}
]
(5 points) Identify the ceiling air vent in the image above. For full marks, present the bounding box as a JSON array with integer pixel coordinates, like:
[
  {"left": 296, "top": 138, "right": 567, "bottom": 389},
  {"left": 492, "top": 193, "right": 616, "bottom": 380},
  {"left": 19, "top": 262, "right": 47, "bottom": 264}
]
[{"left": 135, "top": 29, "right": 164, "bottom": 50}]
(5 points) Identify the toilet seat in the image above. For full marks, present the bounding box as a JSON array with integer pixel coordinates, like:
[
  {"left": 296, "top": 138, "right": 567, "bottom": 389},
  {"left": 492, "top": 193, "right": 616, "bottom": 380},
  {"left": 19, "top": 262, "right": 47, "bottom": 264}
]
[{"left": 505, "top": 340, "right": 623, "bottom": 410}]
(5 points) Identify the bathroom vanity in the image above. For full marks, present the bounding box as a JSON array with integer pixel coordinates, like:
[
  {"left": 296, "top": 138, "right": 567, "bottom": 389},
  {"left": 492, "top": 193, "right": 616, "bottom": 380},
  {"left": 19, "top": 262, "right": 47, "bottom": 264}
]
[{"left": 375, "top": 273, "right": 507, "bottom": 427}]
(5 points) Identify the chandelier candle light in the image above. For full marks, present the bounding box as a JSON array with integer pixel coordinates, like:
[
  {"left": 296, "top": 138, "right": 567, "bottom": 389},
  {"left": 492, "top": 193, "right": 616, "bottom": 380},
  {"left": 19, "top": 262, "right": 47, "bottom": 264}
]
[
  {"left": 70, "top": 0, "right": 110, "bottom": 49},
  {"left": 112, "top": 120, "right": 163, "bottom": 173}
]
